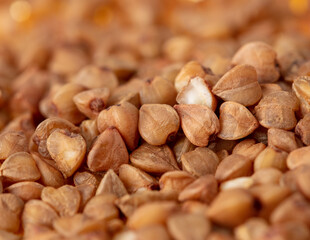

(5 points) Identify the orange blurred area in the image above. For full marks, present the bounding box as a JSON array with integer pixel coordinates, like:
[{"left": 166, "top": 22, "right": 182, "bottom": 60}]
[
  {"left": 0, "top": 0, "right": 309, "bottom": 38},
  {"left": 0, "top": 0, "right": 309, "bottom": 75}
]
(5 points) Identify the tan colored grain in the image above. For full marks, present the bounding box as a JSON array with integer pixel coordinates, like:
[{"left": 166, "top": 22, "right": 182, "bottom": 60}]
[
  {"left": 268, "top": 128, "right": 298, "bottom": 152},
  {"left": 213, "top": 64, "right": 262, "bottom": 106},
  {"left": 232, "top": 42, "right": 280, "bottom": 83},
  {"left": 215, "top": 154, "right": 253, "bottom": 182},
  {"left": 159, "top": 171, "right": 196, "bottom": 194},
  {"left": 254, "top": 147, "right": 288, "bottom": 172},
  {"left": 130, "top": 143, "right": 179, "bottom": 174},
  {"left": 181, "top": 147, "right": 220, "bottom": 177},
  {"left": 179, "top": 175, "right": 218, "bottom": 204},
  {"left": 41, "top": 185, "right": 81, "bottom": 217},
  {"left": 295, "top": 113, "right": 310, "bottom": 146},
  {"left": 5, "top": 182, "right": 44, "bottom": 201},
  {"left": 218, "top": 101, "right": 259, "bottom": 140},
  {"left": 208, "top": 189, "right": 255, "bottom": 227},
  {"left": 0, "top": 194, "right": 24, "bottom": 233},
  {"left": 138, "top": 104, "right": 180, "bottom": 145},
  {"left": 22, "top": 200, "right": 58, "bottom": 228},
  {"left": 73, "top": 88, "right": 110, "bottom": 119},
  {"left": 119, "top": 164, "right": 158, "bottom": 193},
  {"left": 233, "top": 139, "right": 266, "bottom": 161},
  {"left": 127, "top": 201, "right": 177, "bottom": 229},
  {"left": 87, "top": 127, "right": 128, "bottom": 172},
  {"left": 139, "top": 76, "right": 177, "bottom": 105},
  {"left": 97, "top": 101, "right": 139, "bottom": 151},
  {"left": 84, "top": 194, "right": 119, "bottom": 221},
  {"left": 46, "top": 129, "right": 86, "bottom": 178},
  {"left": 0, "top": 152, "right": 40, "bottom": 182},
  {"left": 96, "top": 169, "right": 128, "bottom": 198},
  {"left": 167, "top": 212, "right": 211, "bottom": 240},
  {"left": 174, "top": 104, "right": 220, "bottom": 146}
]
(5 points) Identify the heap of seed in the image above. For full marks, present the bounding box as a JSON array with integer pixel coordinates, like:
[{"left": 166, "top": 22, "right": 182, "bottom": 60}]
[{"left": 0, "top": 0, "right": 310, "bottom": 239}]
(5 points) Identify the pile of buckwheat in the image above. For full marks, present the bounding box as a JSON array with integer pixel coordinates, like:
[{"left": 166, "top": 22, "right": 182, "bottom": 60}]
[{"left": 0, "top": 0, "right": 310, "bottom": 239}]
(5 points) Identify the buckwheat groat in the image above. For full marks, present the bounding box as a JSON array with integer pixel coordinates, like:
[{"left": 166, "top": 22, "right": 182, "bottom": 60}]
[
  {"left": 174, "top": 104, "right": 220, "bottom": 147},
  {"left": 0, "top": 1, "right": 310, "bottom": 238},
  {"left": 232, "top": 42, "right": 280, "bottom": 83},
  {"left": 213, "top": 64, "right": 262, "bottom": 106}
]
